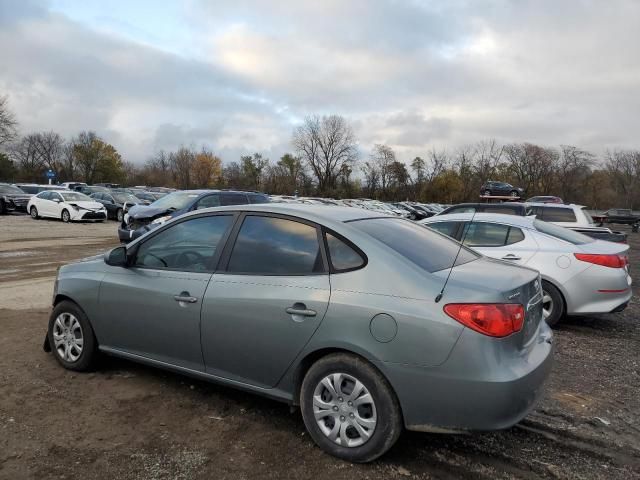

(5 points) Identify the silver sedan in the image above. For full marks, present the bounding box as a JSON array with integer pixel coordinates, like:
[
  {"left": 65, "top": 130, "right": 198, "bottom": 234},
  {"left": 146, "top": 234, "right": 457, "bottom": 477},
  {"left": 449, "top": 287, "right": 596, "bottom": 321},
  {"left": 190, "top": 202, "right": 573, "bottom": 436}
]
[
  {"left": 45, "top": 204, "right": 552, "bottom": 462},
  {"left": 421, "top": 213, "right": 632, "bottom": 326}
]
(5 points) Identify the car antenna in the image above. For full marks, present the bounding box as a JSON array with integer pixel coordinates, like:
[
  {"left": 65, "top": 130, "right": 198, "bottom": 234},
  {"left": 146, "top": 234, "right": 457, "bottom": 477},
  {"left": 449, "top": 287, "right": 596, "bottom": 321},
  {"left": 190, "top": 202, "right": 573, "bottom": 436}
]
[{"left": 435, "top": 208, "right": 478, "bottom": 303}]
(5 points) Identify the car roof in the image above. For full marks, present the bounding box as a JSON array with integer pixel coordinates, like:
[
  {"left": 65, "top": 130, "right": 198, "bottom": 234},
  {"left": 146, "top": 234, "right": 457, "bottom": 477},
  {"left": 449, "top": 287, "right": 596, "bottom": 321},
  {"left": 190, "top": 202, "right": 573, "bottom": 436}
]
[
  {"left": 189, "top": 203, "right": 386, "bottom": 224},
  {"left": 423, "top": 212, "right": 537, "bottom": 229},
  {"left": 445, "top": 202, "right": 527, "bottom": 208},
  {"left": 526, "top": 202, "right": 585, "bottom": 209}
]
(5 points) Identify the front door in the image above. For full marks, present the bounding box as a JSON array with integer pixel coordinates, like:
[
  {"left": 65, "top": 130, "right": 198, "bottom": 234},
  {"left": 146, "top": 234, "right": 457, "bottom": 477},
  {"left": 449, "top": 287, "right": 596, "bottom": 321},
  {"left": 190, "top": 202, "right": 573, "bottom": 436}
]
[
  {"left": 97, "top": 214, "right": 235, "bottom": 371},
  {"left": 201, "top": 214, "right": 330, "bottom": 388}
]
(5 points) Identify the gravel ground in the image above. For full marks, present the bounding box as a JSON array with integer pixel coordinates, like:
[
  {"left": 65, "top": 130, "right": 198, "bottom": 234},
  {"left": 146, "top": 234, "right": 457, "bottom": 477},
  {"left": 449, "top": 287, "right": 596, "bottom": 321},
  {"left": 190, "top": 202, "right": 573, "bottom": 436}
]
[{"left": 0, "top": 214, "right": 639, "bottom": 479}]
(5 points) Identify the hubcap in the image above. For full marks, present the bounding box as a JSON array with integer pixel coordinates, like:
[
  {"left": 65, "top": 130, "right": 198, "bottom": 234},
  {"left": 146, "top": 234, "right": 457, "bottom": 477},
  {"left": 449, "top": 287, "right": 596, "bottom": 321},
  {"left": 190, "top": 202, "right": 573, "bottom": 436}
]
[
  {"left": 542, "top": 290, "right": 554, "bottom": 319},
  {"left": 52, "top": 313, "right": 84, "bottom": 362},
  {"left": 313, "top": 373, "right": 377, "bottom": 448},
  {"left": 62, "top": 211, "right": 69, "bottom": 222},
  {"left": 31, "top": 208, "right": 37, "bottom": 218}
]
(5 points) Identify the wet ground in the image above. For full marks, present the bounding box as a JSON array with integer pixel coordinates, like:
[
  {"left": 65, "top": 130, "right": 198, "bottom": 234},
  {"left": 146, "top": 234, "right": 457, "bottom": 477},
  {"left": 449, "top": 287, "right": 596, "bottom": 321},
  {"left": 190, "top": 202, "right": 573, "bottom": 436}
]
[{"left": 0, "top": 214, "right": 638, "bottom": 479}]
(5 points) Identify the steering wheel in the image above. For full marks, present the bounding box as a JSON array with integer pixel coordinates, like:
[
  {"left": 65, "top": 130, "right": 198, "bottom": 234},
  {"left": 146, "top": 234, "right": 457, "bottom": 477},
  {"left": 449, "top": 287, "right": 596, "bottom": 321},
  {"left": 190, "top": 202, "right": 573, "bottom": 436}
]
[{"left": 176, "top": 250, "right": 207, "bottom": 269}]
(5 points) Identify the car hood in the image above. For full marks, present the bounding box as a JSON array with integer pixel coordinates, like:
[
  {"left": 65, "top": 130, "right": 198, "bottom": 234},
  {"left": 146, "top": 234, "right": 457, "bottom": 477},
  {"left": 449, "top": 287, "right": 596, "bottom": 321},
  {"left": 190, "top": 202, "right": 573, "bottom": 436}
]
[
  {"left": 67, "top": 201, "right": 104, "bottom": 210},
  {"left": 127, "top": 204, "right": 175, "bottom": 219},
  {"left": 3, "top": 193, "right": 32, "bottom": 200}
]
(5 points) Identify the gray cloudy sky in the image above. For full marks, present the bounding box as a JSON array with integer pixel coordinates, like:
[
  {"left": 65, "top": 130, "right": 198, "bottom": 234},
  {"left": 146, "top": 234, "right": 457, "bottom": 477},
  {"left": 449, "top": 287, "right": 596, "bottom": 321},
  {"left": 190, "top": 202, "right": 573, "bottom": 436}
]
[{"left": 1, "top": 0, "right": 639, "bottom": 164}]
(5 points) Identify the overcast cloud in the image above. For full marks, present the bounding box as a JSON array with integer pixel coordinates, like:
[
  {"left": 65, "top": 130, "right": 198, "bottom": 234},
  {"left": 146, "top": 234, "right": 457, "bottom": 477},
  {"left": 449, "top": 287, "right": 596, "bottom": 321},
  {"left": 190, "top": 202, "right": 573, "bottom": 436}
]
[{"left": 1, "top": 0, "right": 639, "bottom": 164}]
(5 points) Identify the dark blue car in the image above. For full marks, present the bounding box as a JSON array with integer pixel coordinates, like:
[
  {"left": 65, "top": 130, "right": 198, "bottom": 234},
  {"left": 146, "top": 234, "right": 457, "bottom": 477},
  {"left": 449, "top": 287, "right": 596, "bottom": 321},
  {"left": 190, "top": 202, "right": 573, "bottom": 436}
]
[{"left": 118, "top": 189, "right": 269, "bottom": 242}]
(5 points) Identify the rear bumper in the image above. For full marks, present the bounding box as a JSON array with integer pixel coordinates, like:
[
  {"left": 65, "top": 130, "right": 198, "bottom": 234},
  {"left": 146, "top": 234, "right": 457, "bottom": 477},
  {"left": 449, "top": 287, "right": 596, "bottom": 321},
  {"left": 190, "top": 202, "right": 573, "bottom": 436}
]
[
  {"left": 563, "top": 266, "right": 632, "bottom": 315},
  {"left": 382, "top": 322, "right": 553, "bottom": 432}
]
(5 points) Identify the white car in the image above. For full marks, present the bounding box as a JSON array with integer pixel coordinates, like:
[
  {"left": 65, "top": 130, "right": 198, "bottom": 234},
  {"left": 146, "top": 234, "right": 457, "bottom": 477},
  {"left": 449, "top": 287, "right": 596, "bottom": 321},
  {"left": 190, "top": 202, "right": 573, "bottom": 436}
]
[
  {"left": 420, "top": 213, "right": 631, "bottom": 326},
  {"left": 27, "top": 190, "right": 107, "bottom": 223}
]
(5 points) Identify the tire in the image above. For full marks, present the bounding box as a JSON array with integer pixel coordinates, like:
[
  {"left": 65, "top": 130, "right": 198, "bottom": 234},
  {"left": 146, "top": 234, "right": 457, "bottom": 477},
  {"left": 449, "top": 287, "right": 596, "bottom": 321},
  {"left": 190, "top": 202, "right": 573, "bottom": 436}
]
[
  {"left": 116, "top": 208, "right": 124, "bottom": 223},
  {"left": 542, "top": 280, "right": 564, "bottom": 327},
  {"left": 0, "top": 200, "right": 6, "bottom": 215},
  {"left": 483, "top": 189, "right": 491, "bottom": 196},
  {"left": 30, "top": 206, "right": 39, "bottom": 219},
  {"left": 47, "top": 300, "right": 98, "bottom": 372},
  {"left": 510, "top": 190, "right": 519, "bottom": 197},
  {"left": 61, "top": 209, "right": 71, "bottom": 223},
  {"left": 300, "top": 353, "right": 402, "bottom": 463}
]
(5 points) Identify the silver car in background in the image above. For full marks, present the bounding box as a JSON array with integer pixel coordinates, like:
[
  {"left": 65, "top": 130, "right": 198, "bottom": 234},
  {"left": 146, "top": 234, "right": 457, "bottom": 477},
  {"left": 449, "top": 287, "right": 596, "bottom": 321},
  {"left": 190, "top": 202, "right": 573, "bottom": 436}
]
[
  {"left": 421, "top": 213, "right": 632, "bottom": 326},
  {"left": 45, "top": 205, "right": 552, "bottom": 462}
]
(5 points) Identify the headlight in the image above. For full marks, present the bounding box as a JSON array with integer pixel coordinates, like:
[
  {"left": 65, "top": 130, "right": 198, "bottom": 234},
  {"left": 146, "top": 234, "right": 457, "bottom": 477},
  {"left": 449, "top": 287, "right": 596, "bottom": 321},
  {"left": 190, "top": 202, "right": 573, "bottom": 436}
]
[{"left": 151, "top": 215, "right": 172, "bottom": 225}]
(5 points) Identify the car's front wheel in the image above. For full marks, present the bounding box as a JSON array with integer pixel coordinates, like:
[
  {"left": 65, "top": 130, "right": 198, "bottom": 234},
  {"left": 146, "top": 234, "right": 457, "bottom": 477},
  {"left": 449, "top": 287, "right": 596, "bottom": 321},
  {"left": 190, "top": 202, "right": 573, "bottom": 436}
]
[
  {"left": 510, "top": 190, "right": 519, "bottom": 197},
  {"left": 300, "top": 353, "right": 402, "bottom": 463},
  {"left": 30, "top": 206, "right": 39, "bottom": 219},
  {"left": 61, "top": 209, "right": 71, "bottom": 223},
  {"left": 483, "top": 189, "right": 491, "bottom": 196},
  {"left": 48, "top": 301, "right": 98, "bottom": 371},
  {"left": 116, "top": 208, "right": 124, "bottom": 222}
]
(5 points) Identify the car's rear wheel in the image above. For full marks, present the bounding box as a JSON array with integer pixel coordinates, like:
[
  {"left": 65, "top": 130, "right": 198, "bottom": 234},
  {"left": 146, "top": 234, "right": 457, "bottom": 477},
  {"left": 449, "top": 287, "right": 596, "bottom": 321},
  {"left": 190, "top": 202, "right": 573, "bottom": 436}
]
[
  {"left": 300, "top": 353, "right": 402, "bottom": 463},
  {"left": 48, "top": 301, "right": 98, "bottom": 371},
  {"left": 30, "top": 206, "right": 39, "bottom": 219},
  {"left": 542, "top": 280, "right": 564, "bottom": 327},
  {"left": 116, "top": 208, "right": 124, "bottom": 222},
  {"left": 510, "top": 190, "right": 519, "bottom": 197},
  {"left": 61, "top": 209, "right": 71, "bottom": 223}
]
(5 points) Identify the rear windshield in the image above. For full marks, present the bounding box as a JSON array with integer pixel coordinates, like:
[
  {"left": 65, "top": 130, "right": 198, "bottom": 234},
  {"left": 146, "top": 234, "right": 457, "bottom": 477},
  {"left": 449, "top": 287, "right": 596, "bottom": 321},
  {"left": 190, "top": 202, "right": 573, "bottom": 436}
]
[
  {"left": 350, "top": 217, "right": 479, "bottom": 272},
  {"left": 533, "top": 219, "right": 593, "bottom": 245}
]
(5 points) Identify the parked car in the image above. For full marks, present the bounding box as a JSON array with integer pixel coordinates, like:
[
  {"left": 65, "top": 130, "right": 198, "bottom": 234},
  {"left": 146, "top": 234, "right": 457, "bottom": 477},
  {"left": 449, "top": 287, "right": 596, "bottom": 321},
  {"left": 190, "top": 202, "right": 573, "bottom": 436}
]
[
  {"left": 600, "top": 208, "right": 640, "bottom": 225},
  {"left": 0, "top": 183, "right": 32, "bottom": 214},
  {"left": 45, "top": 204, "right": 552, "bottom": 462},
  {"left": 525, "top": 196, "right": 563, "bottom": 204},
  {"left": 15, "top": 183, "right": 68, "bottom": 194},
  {"left": 27, "top": 190, "right": 106, "bottom": 222},
  {"left": 118, "top": 189, "right": 270, "bottom": 242},
  {"left": 526, "top": 203, "right": 627, "bottom": 243},
  {"left": 90, "top": 191, "right": 149, "bottom": 222},
  {"left": 74, "top": 185, "right": 111, "bottom": 195},
  {"left": 421, "top": 213, "right": 631, "bottom": 326},
  {"left": 94, "top": 182, "right": 121, "bottom": 188},
  {"left": 480, "top": 181, "right": 525, "bottom": 197},
  {"left": 439, "top": 202, "right": 531, "bottom": 216},
  {"left": 59, "top": 182, "right": 87, "bottom": 190}
]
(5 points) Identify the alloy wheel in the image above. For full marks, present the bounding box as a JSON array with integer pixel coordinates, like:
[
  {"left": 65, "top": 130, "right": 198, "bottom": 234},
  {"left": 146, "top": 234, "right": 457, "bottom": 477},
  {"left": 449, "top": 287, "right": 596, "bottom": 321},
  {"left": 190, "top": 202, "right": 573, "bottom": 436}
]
[
  {"left": 30, "top": 207, "right": 38, "bottom": 219},
  {"left": 313, "top": 373, "right": 377, "bottom": 448},
  {"left": 52, "top": 313, "right": 84, "bottom": 362},
  {"left": 62, "top": 210, "right": 70, "bottom": 223},
  {"left": 542, "top": 290, "right": 554, "bottom": 320}
]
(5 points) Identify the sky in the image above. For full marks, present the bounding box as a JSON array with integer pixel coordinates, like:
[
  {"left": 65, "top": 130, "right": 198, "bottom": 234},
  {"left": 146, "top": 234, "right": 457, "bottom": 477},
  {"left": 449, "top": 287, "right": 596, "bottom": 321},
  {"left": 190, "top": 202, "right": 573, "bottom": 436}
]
[{"left": 1, "top": 0, "right": 639, "bottom": 165}]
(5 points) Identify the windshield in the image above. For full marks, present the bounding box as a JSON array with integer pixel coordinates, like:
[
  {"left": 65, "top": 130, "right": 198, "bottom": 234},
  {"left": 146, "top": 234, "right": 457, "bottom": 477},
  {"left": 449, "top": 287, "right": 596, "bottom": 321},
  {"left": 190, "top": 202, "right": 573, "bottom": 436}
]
[
  {"left": 60, "top": 192, "right": 92, "bottom": 202},
  {"left": 149, "top": 191, "right": 201, "bottom": 210},
  {"left": 113, "top": 193, "right": 139, "bottom": 203},
  {"left": 533, "top": 219, "right": 593, "bottom": 245},
  {"left": 350, "top": 217, "right": 479, "bottom": 272},
  {"left": 0, "top": 184, "right": 26, "bottom": 194}
]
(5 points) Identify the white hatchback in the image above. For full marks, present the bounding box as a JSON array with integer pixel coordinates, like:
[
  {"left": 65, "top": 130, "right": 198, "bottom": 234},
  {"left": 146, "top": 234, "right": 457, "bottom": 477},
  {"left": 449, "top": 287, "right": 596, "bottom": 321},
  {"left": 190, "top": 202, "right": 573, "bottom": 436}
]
[
  {"left": 421, "top": 213, "right": 632, "bottom": 326},
  {"left": 27, "top": 190, "right": 107, "bottom": 223}
]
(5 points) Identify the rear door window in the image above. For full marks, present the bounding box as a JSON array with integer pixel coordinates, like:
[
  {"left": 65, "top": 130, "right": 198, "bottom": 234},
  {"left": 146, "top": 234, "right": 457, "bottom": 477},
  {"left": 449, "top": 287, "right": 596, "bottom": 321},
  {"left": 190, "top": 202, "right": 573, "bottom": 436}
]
[
  {"left": 227, "top": 216, "right": 324, "bottom": 274},
  {"left": 221, "top": 193, "right": 249, "bottom": 206},
  {"left": 540, "top": 207, "right": 576, "bottom": 222},
  {"left": 350, "top": 218, "right": 478, "bottom": 273},
  {"left": 462, "top": 222, "right": 511, "bottom": 247}
]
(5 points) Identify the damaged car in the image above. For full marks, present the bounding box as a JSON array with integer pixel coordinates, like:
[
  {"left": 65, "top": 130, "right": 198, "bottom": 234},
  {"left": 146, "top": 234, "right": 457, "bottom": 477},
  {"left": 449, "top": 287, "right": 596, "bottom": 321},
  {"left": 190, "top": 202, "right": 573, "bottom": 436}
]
[{"left": 27, "top": 190, "right": 107, "bottom": 222}]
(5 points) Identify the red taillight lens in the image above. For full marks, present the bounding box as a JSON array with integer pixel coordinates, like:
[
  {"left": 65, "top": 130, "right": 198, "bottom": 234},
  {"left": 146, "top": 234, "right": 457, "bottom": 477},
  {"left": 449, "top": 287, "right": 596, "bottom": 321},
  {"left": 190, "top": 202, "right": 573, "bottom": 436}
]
[
  {"left": 574, "top": 253, "right": 627, "bottom": 268},
  {"left": 443, "top": 303, "right": 525, "bottom": 338}
]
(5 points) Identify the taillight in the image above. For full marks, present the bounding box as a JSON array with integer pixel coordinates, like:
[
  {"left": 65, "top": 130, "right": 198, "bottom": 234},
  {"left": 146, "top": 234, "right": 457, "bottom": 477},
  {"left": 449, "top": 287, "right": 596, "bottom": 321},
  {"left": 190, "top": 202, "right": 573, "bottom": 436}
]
[
  {"left": 574, "top": 253, "right": 628, "bottom": 268},
  {"left": 443, "top": 303, "right": 525, "bottom": 338}
]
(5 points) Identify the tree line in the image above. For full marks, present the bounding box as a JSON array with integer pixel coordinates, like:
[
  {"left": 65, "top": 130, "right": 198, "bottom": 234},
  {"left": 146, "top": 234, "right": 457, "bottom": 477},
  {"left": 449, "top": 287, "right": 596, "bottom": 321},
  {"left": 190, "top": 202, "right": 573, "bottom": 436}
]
[{"left": 2, "top": 95, "right": 640, "bottom": 208}]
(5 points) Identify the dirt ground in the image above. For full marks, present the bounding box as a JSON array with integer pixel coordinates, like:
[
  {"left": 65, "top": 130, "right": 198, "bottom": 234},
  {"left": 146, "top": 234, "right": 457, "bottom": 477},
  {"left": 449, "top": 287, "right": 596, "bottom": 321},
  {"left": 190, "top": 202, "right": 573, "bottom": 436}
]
[{"left": 1, "top": 214, "right": 639, "bottom": 479}]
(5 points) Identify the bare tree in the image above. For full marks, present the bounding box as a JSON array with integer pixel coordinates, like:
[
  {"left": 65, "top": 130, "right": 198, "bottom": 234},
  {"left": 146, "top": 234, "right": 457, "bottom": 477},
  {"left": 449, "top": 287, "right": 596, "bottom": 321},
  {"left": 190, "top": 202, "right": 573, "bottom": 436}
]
[
  {"left": 169, "top": 146, "right": 196, "bottom": 189},
  {"left": 556, "top": 145, "right": 594, "bottom": 202},
  {"left": 292, "top": 115, "right": 358, "bottom": 193},
  {"left": 10, "top": 134, "right": 43, "bottom": 182},
  {"left": 0, "top": 95, "right": 18, "bottom": 147},
  {"left": 32, "top": 131, "right": 64, "bottom": 174},
  {"left": 605, "top": 149, "right": 640, "bottom": 208},
  {"left": 371, "top": 144, "right": 396, "bottom": 197}
]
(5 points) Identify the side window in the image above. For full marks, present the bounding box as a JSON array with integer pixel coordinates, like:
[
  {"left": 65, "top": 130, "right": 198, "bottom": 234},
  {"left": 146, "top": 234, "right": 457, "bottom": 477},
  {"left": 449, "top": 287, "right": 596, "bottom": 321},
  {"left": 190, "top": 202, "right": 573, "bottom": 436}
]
[
  {"left": 52, "top": 192, "right": 63, "bottom": 202},
  {"left": 426, "top": 221, "right": 459, "bottom": 239},
  {"left": 325, "top": 232, "right": 365, "bottom": 272},
  {"left": 505, "top": 227, "right": 525, "bottom": 245},
  {"left": 220, "top": 193, "right": 249, "bottom": 206},
  {"left": 463, "top": 222, "right": 511, "bottom": 247},
  {"left": 541, "top": 207, "right": 576, "bottom": 222},
  {"left": 227, "top": 216, "right": 324, "bottom": 275},
  {"left": 196, "top": 194, "right": 221, "bottom": 209},
  {"left": 134, "top": 215, "right": 233, "bottom": 272},
  {"left": 248, "top": 194, "right": 269, "bottom": 204},
  {"left": 40, "top": 191, "right": 51, "bottom": 200}
]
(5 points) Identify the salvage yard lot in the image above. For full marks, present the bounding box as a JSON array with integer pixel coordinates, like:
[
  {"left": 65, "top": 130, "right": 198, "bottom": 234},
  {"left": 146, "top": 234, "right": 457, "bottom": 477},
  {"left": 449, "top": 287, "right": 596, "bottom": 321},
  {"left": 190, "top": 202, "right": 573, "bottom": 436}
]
[{"left": 1, "top": 214, "right": 639, "bottom": 479}]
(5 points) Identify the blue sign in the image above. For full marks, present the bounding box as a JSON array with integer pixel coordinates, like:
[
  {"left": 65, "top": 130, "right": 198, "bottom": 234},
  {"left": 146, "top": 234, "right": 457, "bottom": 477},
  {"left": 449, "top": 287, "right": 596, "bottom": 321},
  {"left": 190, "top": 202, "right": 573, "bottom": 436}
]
[{"left": 46, "top": 169, "right": 55, "bottom": 178}]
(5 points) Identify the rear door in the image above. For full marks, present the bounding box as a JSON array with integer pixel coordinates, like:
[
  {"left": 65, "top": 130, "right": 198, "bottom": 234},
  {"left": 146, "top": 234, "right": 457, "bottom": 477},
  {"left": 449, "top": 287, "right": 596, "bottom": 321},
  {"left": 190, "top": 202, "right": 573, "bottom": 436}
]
[
  {"left": 461, "top": 221, "right": 538, "bottom": 265},
  {"left": 201, "top": 213, "right": 330, "bottom": 388}
]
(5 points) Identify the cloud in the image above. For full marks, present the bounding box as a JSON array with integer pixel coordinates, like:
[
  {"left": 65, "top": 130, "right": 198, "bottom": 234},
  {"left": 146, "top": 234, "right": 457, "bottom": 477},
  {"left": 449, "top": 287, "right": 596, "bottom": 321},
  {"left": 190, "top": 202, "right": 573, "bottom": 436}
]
[{"left": 1, "top": 0, "right": 639, "bottom": 166}]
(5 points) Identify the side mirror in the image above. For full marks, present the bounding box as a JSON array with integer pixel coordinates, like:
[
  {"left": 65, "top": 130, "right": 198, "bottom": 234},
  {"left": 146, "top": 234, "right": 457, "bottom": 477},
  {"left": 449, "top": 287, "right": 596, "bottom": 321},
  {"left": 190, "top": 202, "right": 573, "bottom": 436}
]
[
  {"left": 53, "top": 198, "right": 61, "bottom": 203},
  {"left": 104, "top": 246, "right": 128, "bottom": 267}
]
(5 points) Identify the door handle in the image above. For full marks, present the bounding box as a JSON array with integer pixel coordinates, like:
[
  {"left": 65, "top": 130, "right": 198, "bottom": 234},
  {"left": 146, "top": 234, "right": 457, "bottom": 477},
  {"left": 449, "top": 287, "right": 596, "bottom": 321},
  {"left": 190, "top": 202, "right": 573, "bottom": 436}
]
[
  {"left": 286, "top": 303, "right": 317, "bottom": 317},
  {"left": 501, "top": 254, "right": 521, "bottom": 261},
  {"left": 174, "top": 291, "right": 198, "bottom": 303}
]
